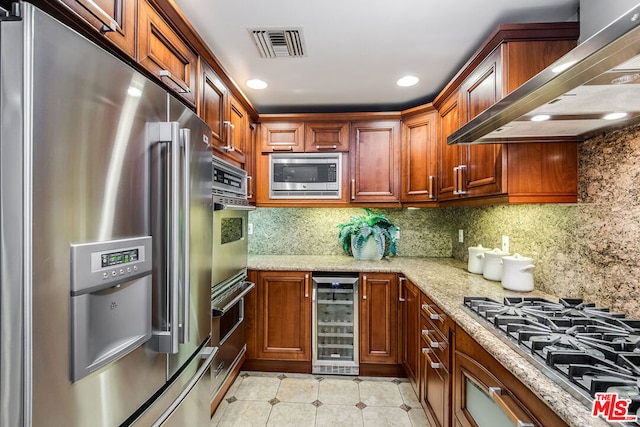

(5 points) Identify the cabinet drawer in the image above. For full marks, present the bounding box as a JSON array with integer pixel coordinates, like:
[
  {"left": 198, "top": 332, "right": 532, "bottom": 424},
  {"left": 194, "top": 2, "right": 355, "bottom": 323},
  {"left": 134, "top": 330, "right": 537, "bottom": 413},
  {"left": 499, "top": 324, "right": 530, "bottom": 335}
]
[
  {"left": 421, "top": 326, "right": 451, "bottom": 427},
  {"left": 260, "top": 122, "right": 305, "bottom": 152},
  {"left": 421, "top": 318, "right": 449, "bottom": 371},
  {"left": 421, "top": 293, "right": 451, "bottom": 338}
]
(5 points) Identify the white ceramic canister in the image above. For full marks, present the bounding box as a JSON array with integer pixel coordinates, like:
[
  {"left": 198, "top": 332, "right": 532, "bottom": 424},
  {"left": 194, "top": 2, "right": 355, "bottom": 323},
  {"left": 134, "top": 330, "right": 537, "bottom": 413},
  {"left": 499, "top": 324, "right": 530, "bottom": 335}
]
[
  {"left": 501, "top": 253, "right": 535, "bottom": 292},
  {"left": 482, "top": 248, "right": 510, "bottom": 281},
  {"left": 467, "top": 244, "right": 491, "bottom": 274}
]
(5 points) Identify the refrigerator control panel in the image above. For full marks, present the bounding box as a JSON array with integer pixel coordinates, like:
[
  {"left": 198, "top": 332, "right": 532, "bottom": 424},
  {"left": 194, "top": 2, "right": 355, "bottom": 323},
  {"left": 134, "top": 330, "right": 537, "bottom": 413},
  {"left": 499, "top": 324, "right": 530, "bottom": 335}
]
[{"left": 70, "top": 236, "right": 152, "bottom": 295}]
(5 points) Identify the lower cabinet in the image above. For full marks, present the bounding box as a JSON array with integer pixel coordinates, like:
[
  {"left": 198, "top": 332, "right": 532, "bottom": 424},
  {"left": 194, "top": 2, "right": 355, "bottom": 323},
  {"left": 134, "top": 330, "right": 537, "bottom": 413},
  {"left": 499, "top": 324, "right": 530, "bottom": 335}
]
[
  {"left": 254, "top": 270, "right": 312, "bottom": 361},
  {"left": 400, "top": 277, "right": 420, "bottom": 391},
  {"left": 453, "top": 326, "right": 568, "bottom": 427},
  {"left": 359, "top": 273, "right": 399, "bottom": 364}
]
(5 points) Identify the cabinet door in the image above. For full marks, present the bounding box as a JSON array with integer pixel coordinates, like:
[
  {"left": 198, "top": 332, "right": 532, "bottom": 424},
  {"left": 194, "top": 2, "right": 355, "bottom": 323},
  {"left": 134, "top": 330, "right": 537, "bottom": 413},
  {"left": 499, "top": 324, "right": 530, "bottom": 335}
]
[
  {"left": 304, "top": 121, "right": 350, "bottom": 152},
  {"left": 422, "top": 343, "right": 450, "bottom": 427},
  {"left": 137, "top": 0, "right": 197, "bottom": 106},
  {"left": 60, "top": 0, "right": 136, "bottom": 57},
  {"left": 401, "top": 278, "right": 421, "bottom": 393},
  {"left": 454, "top": 327, "right": 568, "bottom": 427},
  {"left": 401, "top": 111, "right": 438, "bottom": 203},
  {"left": 256, "top": 271, "right": 312, "bottom": 360},
  {"left": 360, "top": 273, "right": 398, "bottom": 363},
  {"left": 462, "top": 48, "right": 506, "bottom": 197},
  {"left": 226, "top": 95, "right": 248, "bottom": 164},
  {"left": 198, "top": 59, "right": 228, "bottom": 147},
  {"left": 437, "top": 93, "right": 462, "bottom": 201},
  {"left": 350, "top": 121, "right": 401, "bottom": 202},
  {"left": 260, "top": 122, "right": 305, "bottom": 152}
]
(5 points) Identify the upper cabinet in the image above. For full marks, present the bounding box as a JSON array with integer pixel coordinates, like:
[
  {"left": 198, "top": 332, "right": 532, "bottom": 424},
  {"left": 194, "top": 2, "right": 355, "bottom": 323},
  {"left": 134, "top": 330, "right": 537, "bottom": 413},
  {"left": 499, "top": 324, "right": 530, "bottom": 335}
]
[
  {"left": 59, "top": 0, "right": 136, "bottom": 57},
  {"left": 137, "top": 0, "right": 197, "bottom": 106},
  {"left": 350, "top": 120, "right": 401, "bottom": 203},
  {"left": 435, "top": 22, "right": 579, "bottom": 204},
  {"left": 260, "top": 121, "right": 305, "bottom": 152},
  {"left": 198, "top": 59, "right": 250, "bottom": 165},
  {"left": 401, "top": 107, "right": 438, "bottom": 204},
  {"left": 305, "top": 122, "right": 350, "bottom": 152}
]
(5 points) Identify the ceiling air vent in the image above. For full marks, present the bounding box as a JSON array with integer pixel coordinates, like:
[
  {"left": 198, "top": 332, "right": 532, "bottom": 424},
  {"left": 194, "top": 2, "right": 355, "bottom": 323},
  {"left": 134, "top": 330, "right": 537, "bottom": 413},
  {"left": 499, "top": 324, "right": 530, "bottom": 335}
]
[{"left": 248, "top": 28, "right": 306, "bottom": 58}]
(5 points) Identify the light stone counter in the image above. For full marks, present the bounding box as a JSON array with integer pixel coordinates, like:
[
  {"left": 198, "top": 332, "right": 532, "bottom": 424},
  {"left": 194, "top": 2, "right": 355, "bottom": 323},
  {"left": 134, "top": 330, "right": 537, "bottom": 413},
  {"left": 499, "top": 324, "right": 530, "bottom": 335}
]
[{"left": 248, "top": 254, "right": 610, "bottom": 427}]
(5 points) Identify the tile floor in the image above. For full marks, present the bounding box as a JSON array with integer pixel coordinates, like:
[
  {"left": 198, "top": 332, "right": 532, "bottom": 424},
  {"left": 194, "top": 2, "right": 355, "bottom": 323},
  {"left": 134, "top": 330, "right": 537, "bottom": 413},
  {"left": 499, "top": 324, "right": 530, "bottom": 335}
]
[{"left": 211, "top": 371, "right": 431, "bottom": 427}]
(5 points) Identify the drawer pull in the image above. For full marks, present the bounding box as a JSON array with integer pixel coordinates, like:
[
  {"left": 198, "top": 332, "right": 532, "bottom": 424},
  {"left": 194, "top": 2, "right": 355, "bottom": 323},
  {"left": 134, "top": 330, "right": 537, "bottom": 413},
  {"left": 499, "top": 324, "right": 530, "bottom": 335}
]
[
  {"left": 489, "top": 388, "right": 535, "bottom": 427},
  {"left": 158, "top": 70, "right": 190, "bottom": 94},
  {"left": 422, "top": 303, "right": 443, "bottom": 322},
  {"left": 272, "top": 146, "right": 294, "bottom": 152},
  {"left": 421, "top": 329, "right": 445, "bottom": 350},
  {"left": 422, "top": 348, "right": 441, "bottom": 369},
  {"left": 316, "top": 145, "right": 337, "bottom": 150}
]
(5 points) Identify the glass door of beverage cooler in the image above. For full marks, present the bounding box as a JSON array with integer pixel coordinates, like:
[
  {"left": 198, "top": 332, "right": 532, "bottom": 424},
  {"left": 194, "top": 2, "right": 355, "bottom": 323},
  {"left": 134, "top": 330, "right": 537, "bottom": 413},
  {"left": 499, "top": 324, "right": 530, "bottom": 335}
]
[{"left": 312, "top": 274, "right": 359, "bottom": 375}]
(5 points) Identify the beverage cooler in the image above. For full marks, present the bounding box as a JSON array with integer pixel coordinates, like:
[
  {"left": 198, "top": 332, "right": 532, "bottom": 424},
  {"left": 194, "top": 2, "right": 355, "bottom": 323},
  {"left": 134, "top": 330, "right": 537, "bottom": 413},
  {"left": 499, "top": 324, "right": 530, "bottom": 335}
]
[{"left": 312, "top": 273, "right": 359, "bottom": 375}]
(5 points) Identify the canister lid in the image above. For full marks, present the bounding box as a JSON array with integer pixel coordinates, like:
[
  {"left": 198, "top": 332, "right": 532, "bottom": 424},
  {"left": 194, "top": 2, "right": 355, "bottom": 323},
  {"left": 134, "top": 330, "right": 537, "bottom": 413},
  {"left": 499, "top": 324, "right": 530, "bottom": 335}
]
[{"left": 502, "top": 253, "right": 534, "bottom": 262}]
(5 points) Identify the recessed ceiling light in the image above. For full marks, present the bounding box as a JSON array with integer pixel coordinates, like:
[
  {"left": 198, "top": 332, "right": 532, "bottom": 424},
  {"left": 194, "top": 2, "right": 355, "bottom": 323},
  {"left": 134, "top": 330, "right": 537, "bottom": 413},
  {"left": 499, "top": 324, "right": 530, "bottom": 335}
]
[
  {"left": 603, "top": 112, "right": 628, "bottom": 120},
  {"left": 397, "top": 75, "right": 419, "bottom": 87},
  {"left": 531, "top": 114, "right": 551, "bottom": 122},
  {"left": 246, "top": 79, "right": 268, "bottom": 90}
]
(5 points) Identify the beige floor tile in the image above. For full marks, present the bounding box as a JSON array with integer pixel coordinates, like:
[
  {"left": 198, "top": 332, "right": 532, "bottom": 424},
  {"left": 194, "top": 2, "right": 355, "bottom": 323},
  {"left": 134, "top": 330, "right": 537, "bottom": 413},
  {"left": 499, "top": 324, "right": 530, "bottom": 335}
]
[
  {"left": 398, "top": 382, "right": 421, "bottom": 408},
  {"left": 266, "top": 402, "right": 316, "bottom": 427},
  {"left": 217, "top": 400, "right": 272, "bottom": 427},
  {"left": 315, "top": 404, "right": 364, "bottom": 427},
  {"left": 407, "top": 407, "right": 432, "bottom": 427},
  {"left": 275, "top": 377, "right": 319, "bottom": 403},
  {"left": 318, "top": 378, "right": 360, "bottom": 405},
  {"left": 210, "top": 399, "right": 229, "bottom": 426},
  {"left": 362, "top": 407, "right": 413, "bottom": 427},
  {"left": 359, "top": 381, "right": 404, "bottom": 407},
  {"left": 234, "top": 376, "right": 280, "bottom": 401}
]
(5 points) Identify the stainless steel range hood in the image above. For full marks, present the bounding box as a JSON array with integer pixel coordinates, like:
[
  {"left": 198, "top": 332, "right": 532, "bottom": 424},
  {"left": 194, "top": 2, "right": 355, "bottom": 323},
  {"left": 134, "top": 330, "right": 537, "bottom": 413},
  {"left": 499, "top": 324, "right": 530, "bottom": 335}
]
[{"left": 448, "top": 1, "right": 640, "bottom": 145}]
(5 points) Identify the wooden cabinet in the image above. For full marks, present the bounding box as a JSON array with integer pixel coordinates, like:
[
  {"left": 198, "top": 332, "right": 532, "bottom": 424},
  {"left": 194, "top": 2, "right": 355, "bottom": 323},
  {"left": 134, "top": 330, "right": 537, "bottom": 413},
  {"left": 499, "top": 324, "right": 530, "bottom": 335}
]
[
  {"left": 421, "top": 293, "right": 453, "bottom": 427},
  {"left": 350, "top": 121, "right": 401, "bottom": 203},
  {"left": 401, "top": 107, "right": 438, "bottom": 203},
  {"left": 437, "top": 93, "right": 462, "bottom": 201},
  {"left": 359, "top": 273, "right": 398, "bottom": 364},
  {"left": 436, "top": 22, "right": 579, "bottom": 204},
  {"left": 254, "top": 271, "right": 312, "bottom": 361},
  {"left": 198, "top": 58, "right": 227, "bottom": 147},
  {"left": 137, "top": 0, "right": 197, "bottom": 106},
  {"left": 454, "top": 326, "right": 567, "bottom": 427},
  {"left": 259, "top": 121, "right": 305, "bottom": 152},
  {"left": 400, "top": 277, "right": 420, "bottom": 393},
  {"left": 59, "top": 0, "right": 135, "bottom": 57},
  {"left": 198, "top": 59, "right": 250, "bottom": 166},
  {"left": 304, "top": 121, "right": 350, "bottom": 152}
]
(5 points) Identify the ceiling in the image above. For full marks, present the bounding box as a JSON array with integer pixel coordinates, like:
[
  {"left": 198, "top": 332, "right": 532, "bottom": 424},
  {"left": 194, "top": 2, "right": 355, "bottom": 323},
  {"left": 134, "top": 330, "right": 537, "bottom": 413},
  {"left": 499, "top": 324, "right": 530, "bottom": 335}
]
[{"left": 173, "top": 0, "right": 580, "bottom": 114}]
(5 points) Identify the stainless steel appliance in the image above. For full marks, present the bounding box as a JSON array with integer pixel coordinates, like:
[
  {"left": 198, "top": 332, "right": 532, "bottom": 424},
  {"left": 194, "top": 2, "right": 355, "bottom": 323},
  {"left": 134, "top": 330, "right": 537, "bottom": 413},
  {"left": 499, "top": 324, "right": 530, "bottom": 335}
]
[
  {"left": 312, "top": 273, "right": 359, "bottom": 375},
  {"left": 210, "top": 157, "right": 254, "bottom": 402},
  {"left": 463, "top": 297, "right": 640, "bottom": 422},
  {"left": 0, "top": 3, "right": 215, "bottom": 426},
  {"left": 448, "top": 1, "right": 640, "bottom": 145},
  {"left": 269, "top": 152, "right": 342, "bottom": 199}
]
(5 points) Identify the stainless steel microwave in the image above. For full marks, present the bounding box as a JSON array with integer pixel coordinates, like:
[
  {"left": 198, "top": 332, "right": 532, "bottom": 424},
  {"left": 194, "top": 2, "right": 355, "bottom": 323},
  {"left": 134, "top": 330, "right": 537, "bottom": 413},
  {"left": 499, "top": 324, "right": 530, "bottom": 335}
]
[{"left": 269, "top": 153, "right": 342, "bottom": 199}]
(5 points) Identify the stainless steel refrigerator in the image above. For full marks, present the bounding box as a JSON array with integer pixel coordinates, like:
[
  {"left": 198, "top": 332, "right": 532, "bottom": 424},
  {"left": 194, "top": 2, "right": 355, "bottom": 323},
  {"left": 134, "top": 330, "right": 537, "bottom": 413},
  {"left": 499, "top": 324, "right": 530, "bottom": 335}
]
[{"left": 0, "top": 3, "right": 215, "bottom": 426}]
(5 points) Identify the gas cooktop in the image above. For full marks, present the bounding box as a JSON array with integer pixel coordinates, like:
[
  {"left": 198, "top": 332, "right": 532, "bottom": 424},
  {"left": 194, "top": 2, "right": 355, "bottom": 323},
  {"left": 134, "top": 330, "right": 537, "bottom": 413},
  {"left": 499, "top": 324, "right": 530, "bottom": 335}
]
[{"left": 464, "top": 296, "right": 640, "bottom": 425}]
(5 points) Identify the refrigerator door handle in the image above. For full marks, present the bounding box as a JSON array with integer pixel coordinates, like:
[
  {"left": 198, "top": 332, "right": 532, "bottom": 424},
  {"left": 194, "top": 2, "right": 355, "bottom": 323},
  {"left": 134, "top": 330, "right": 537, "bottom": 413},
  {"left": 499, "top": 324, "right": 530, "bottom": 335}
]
[
  {"left": 149, "top": 121, "right": 181, "bottom": 354},
  {"left": 179, "top": 128, "right": 190, "bottom": 344}
]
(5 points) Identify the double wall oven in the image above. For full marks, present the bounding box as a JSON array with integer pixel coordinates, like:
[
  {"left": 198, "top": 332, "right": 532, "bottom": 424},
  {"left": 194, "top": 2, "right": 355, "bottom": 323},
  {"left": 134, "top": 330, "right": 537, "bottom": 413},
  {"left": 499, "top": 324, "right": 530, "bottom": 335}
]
[{"left": 210, "top": 157, "right": 254, "bottom": 403}]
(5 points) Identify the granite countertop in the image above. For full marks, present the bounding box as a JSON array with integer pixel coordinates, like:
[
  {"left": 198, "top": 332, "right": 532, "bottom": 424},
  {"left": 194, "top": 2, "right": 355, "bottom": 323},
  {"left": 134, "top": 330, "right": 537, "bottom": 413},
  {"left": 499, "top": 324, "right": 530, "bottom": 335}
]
[{"left": 248, "top": 255, "right": 609, "bottom": 427}]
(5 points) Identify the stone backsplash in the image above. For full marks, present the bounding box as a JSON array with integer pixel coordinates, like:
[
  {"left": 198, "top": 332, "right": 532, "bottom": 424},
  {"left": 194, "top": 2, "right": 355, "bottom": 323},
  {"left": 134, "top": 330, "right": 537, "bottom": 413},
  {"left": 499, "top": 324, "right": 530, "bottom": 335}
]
[
  {"left": 248, "top": 123, "right": 640, "bottom": 317},
  {"left": 248, "top": 207, "right": 454, "bottom": 257}
]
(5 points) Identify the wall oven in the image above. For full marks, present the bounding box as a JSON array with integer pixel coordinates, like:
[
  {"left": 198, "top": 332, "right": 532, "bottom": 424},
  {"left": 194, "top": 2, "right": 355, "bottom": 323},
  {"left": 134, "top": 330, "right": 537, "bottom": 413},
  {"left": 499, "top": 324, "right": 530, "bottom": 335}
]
[
  {"left": 210, "top": 157, "right": 254, "bottom": 403},
  {"left": 269, "top": 153, "right": 342, "bottom": 199}
]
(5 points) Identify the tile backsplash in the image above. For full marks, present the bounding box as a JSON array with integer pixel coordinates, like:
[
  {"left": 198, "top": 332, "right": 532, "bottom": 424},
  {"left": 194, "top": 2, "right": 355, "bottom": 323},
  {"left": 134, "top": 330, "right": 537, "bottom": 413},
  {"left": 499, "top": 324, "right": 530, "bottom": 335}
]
[{"left": 248, "top": 123, "right": 640, "bottom": 317}]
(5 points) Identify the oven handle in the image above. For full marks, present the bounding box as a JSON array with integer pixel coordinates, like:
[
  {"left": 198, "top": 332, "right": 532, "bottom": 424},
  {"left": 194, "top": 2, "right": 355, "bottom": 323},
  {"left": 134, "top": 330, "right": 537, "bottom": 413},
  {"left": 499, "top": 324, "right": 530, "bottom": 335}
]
[
  {"left": 213, "top": 202, "right": 255, "bottom": 211},
  {"left": 212, "top": 281, "right": 255, "bottom": 317}
]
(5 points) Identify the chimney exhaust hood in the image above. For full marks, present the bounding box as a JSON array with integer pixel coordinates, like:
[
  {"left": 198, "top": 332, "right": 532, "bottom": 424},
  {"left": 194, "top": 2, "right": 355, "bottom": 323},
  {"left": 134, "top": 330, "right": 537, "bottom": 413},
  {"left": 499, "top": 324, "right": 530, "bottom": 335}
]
[{"left": 448, "top": 1, "right": 640, "bottom": 145}]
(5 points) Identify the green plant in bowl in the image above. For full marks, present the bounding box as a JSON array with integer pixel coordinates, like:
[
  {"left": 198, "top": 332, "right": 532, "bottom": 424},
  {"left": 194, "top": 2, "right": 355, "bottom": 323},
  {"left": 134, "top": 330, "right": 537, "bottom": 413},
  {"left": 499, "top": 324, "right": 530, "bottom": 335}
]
[{"left": 337, "top": 208, "right": 398, "bottom": 260}]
